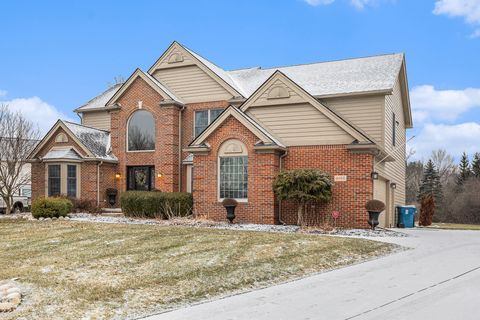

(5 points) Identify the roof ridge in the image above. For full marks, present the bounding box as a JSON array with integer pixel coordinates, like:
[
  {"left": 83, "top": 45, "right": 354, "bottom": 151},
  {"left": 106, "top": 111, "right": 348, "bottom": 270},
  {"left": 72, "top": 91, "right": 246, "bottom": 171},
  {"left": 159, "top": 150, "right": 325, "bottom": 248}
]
[{"left": 227, "top": 52, "right": 404, "bottom": 73}]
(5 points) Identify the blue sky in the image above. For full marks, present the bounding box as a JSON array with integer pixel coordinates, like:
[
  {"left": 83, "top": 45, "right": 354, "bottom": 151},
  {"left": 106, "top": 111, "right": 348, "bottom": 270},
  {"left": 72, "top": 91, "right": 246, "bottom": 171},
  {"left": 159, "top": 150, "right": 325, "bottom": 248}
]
[{"left": 1, "top": 0, "right": 479, "bottom": 162}]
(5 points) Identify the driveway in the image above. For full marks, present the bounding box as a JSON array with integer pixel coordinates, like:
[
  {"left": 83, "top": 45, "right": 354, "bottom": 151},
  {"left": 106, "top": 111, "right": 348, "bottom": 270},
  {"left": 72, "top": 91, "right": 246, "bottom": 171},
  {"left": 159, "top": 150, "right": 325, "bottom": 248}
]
[{"left": 144, "top": 229, "right": 480, "bottom": 320}]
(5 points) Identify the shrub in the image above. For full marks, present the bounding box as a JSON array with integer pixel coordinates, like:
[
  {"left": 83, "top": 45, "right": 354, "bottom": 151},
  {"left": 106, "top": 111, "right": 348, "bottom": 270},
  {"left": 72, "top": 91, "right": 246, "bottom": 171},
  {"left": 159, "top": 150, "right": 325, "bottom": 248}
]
[
  {"left": 273, "top": 169, "right": 332, "bottom": 226},
  {"left": 365, "top": 200, "right": 385, "bottom": 213},
  {"left": 120, "top": 191, "right": 193, "bottom": 219},
  {"left": 419, "top": 194, "right": 435, "bottom": 226},
  {"left": 32, "top": 197, "right": 73, "bottom": 219},
  {"left": 69, "top": 198, "right": 101, "bottom": 214}
]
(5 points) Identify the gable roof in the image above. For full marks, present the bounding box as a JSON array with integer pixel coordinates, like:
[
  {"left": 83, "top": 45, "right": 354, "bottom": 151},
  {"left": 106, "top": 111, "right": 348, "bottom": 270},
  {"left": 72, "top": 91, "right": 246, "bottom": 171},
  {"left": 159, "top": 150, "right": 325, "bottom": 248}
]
[
  {"left": 29, "top": 120, "right": 117, "bottom": 162},
  {"left": 188, "top": 105, "right": 285, "bottom": 149},
  {"left": 147, "top": 41, "right": 243, "bottom": 98},
  {"left": 106, "top": 68, "right": 183, "bottom": 107},
  {"left": 241, "top": 70, "right": 374, "bottom": 144}
]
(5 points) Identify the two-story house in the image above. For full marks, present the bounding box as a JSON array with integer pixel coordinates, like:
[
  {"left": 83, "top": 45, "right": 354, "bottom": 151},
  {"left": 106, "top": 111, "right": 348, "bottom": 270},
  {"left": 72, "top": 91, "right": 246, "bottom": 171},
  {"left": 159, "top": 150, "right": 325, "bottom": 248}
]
[{"left": 28, "top": 41, "right": 412, "bottom": 228}]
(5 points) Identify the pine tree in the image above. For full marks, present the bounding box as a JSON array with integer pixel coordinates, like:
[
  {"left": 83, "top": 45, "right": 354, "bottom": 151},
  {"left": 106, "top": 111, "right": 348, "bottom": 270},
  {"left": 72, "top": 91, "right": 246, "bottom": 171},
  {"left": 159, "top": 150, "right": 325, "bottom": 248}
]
[
  {"left": 472, "top": 152, "right": 480, "bottom": 178},
  {"left": 417, "top": 159, "right": 443, "bottom": 204},
  {"left": 456, "top": 152, "right": 472, "bottom": 187}
]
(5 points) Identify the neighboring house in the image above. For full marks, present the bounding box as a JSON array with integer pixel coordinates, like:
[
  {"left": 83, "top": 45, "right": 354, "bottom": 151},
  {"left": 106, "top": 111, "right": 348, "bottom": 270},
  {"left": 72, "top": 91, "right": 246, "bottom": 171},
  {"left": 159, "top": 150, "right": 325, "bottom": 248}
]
[{"left": 28, "top": 41, "right": 412, "bottom": 228}]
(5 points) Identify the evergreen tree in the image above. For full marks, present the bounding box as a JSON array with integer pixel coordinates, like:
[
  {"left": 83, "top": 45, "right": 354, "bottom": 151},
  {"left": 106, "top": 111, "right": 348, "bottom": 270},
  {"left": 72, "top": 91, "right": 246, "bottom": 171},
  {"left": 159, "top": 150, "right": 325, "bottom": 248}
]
[
  {"left": 417, "top": 159, "right": 443, "bottom": 204},
  {"left": 456, "top": 152, "right": 472, "bottom": 187},
  {"left": 472, "top": 152, "right": 480, "bottom": 178}
]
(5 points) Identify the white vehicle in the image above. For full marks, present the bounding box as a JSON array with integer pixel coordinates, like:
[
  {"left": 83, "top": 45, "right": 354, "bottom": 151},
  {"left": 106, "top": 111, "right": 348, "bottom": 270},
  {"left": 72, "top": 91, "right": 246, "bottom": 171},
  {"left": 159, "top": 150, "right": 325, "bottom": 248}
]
[{"left": 0, "top": 185, "right": 31, "bottom": 214}]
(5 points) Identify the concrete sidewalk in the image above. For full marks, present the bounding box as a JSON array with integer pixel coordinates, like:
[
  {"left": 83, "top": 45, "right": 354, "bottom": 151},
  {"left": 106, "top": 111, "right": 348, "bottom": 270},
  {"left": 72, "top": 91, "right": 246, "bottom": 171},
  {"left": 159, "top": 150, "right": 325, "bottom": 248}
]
[{"left": 143, "top": 229, "right": 480, "bottom": 320}]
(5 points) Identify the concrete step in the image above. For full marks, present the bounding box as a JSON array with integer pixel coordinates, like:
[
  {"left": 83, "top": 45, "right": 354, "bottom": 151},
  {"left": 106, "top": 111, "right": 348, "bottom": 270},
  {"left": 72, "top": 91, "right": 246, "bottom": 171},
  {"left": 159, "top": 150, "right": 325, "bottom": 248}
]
[{"left": 101, "top": 208, "right": 124, "bottom": 217}]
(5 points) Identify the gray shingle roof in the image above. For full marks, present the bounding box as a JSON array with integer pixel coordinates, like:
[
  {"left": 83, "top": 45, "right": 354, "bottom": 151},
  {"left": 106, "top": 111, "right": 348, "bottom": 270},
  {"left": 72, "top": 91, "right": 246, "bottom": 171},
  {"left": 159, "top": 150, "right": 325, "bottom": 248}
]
[
  {"left": 74, "top": 83, "right": 123, "bottom": 112},
  {"left": 43, "top": 148, "right": 82, "bottom": 160},
  {"left": 63, "top": 121, "right": 117, "bottom": 161},
  {"left": 226, "top": 53, "right": 404, "bottom": 97}
]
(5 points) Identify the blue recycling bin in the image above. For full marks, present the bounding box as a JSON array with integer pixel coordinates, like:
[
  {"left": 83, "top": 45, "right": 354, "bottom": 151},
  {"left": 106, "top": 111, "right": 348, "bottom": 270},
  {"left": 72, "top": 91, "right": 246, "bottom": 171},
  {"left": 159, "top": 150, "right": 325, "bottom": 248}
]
[{"left": 397, "top": 205, "right": 416, "bottom": 228}]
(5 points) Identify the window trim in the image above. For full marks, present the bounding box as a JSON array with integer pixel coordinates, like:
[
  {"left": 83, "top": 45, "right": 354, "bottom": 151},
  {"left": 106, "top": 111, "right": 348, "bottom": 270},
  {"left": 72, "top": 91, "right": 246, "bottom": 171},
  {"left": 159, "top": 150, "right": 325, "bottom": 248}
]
[
  {"left": 217, "top": 139, "right": 248, "bottom": 203},
  {"left": 47, "top": 164, "right": 61, "bottom": 197},
  {"left": 193, "top": 108, "right": 224, "bottom": 138},
  {"left": 126, "top": 110, "right": 156, "bottom": 153},
  {"left": 45, "top": 163, "right": 80, "bottom": 198}
]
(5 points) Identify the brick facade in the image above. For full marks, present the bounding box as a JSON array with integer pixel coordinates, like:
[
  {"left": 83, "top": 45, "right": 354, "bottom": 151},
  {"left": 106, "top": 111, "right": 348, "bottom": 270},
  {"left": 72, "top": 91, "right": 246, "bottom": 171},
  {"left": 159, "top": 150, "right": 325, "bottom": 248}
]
[
  {"left": 192, "top": 115, "right": 280, "bottom": 224},
  {"left": 280, "top": 145, "right": 374, "bottom": 228},
  {"left": 31, "top": 71, "right": 376, "bottom": 228}
]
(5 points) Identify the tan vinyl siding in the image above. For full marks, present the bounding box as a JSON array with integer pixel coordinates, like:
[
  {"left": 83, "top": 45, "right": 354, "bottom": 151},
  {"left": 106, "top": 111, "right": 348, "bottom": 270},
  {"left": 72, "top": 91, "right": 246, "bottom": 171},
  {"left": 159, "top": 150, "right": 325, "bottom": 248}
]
[
  {"left": 322, "top": 95, "right": 384, "bottom": 144},
  {"left": 247, "top": 103, "right": 354, "bottom": 146},
  {"left": 377, "top": 77, "right": 406, "bottom": 207},
  {"left": 153, "top": 65, "right": 233, "bottom": 103},
  {"left": 82, "top": 111, "right": 111, "bottom": 131}
]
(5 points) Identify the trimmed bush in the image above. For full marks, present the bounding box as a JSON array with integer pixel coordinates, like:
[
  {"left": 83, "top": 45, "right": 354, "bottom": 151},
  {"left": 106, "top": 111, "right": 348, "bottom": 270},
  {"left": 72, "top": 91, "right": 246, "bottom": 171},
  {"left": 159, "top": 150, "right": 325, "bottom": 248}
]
[
  {"left": 32, "top": 197, "right": 73, "bottom": 219},
  {"left": 120, "top": 191, "right": 193, "bottom": 219},
  {"left": 69, "top": 197, "right": 101, "bottom": 214},
  {"left": 365, "top": 200, "right": 385, "bottom": 213}
]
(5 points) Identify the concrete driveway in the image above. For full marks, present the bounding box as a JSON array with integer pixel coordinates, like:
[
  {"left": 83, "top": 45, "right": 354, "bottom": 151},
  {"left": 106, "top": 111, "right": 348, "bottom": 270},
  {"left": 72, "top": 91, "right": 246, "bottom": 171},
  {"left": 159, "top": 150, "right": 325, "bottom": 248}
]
[{"left": 144, "top": 229, "right": 480, "bottom": 320}]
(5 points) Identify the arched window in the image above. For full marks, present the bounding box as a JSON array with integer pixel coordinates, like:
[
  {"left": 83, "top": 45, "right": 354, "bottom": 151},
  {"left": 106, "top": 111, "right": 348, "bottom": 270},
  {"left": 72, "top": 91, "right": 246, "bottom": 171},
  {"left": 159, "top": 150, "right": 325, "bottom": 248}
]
[
  {"left": 218, "top": 139, "right": 248, "bottom": 201},
  {"left": 127, "top": 110, "right": 155, "bottom": 151}
]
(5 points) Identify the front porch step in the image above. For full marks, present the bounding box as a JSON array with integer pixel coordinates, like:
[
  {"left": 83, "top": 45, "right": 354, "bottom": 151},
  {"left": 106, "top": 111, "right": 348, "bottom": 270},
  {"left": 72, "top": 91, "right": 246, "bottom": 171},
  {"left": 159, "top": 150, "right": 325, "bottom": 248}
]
[{"left": 101, "top": 208, "right": 124, "bottom": 217}]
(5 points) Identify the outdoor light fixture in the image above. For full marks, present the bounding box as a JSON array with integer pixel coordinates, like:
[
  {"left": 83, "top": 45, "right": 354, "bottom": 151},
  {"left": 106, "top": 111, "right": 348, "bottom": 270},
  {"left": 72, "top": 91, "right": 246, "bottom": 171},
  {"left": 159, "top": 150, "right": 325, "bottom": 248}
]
[
  {"left": 157, "top": 173, "right": 163, "bottom": 178},
  {"left": 371, "top": 171, "right": 379, "bottom": 180},
  {"left": 115, "top": 173, "right": 121, "bottom": 179},
  {"left": 390, "top": 182, "right": 397, "bottom": 189}
]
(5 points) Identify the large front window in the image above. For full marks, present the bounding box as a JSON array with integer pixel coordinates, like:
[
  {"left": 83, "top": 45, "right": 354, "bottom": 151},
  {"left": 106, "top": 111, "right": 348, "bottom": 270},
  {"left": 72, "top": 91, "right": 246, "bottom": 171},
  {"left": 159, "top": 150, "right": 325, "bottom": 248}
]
[
  {"left": 194, "top": 109, "right": 224, "bottom": 138},
  {"left": 218, "top": 139, "right": 248, "bottom": 201},
  {"left": 127, "top": 166, "right": 155, "bottom": 191},
  {"left": 128, "top": 110, "right": 155, "bottom": 151},
  {"left": 219, "top": 156, "right": 248, "bottom": 199}
]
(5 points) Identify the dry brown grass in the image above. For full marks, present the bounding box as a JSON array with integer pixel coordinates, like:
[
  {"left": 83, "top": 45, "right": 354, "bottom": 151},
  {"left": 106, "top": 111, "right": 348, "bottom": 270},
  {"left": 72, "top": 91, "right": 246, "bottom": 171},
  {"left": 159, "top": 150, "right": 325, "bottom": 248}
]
[
  {"left": 0, "top": 220, "right": 397, "bottom": 319},
  {"left": 428, "top": 223, "right": 480, "bottom": 230}
]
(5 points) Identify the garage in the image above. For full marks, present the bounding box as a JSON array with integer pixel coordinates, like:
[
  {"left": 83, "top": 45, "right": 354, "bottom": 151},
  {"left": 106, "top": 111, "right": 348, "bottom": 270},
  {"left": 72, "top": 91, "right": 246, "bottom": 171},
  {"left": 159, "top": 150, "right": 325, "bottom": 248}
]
[{"left": 373, "top": 178, "right": 390, "bottom": 228}]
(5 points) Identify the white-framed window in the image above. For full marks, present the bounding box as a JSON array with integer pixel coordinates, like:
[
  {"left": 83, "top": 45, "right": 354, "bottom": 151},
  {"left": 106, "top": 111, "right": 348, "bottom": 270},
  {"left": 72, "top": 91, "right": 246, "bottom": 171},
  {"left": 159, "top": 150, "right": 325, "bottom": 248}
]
[
  {"left": 194, "top": 108, "right": 224, "bottom": 138},
  {"left": 48, "top": 165, "right": 61, "bottom": 197},
  {"left": 46, "top": 163, "right": 80, "bottom": 198},
  {"left": 127, "top": 110, "right": 155, "bottom": 151},
  {"left": 218, "top": 139, "right": 248, "bottom": 201}
]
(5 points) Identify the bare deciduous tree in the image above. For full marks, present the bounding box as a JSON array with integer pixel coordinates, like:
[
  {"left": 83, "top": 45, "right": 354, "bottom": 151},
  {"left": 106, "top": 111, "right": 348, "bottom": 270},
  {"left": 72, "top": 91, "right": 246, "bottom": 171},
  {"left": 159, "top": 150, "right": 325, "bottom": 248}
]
[
  {"left": 0, "top": 105, "right": 40, "bottom": 214},
  {"left": 431, "top": 149, "right": 456, "bottom": 185}
]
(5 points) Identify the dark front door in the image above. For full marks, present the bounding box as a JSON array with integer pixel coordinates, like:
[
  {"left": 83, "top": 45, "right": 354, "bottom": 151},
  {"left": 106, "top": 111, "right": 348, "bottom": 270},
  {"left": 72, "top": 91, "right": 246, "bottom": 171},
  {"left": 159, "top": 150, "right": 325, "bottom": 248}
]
[{"left": 127, "top": 166, "right": 155, "bottom": 191}]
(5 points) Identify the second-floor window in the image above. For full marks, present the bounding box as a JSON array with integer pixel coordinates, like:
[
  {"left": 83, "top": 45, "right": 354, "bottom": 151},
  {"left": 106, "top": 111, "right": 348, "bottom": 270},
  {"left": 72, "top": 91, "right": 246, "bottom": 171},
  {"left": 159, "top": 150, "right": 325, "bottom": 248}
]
[
  {"left": 194, "top": 109, "right": 224, "bottom": 138},
  {"left": 392, "top": 112, "right": 397, "bottom": 146},
  {"left": 128, "top": 110, "right": 155, "bottom": 151}
]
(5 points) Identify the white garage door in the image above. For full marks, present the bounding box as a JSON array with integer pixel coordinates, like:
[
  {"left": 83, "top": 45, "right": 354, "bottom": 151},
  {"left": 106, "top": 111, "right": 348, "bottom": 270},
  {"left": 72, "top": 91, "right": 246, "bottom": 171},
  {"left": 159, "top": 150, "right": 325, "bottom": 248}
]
[{"left": 374, "top": 178, "right": 389, "bottom": 228}]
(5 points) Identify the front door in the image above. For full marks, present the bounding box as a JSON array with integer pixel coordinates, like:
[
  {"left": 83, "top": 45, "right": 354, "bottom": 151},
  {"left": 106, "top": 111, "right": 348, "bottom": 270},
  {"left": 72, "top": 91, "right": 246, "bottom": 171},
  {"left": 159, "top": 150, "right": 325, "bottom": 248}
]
[{"left": 127, "top": 166, "right": 155, "bottom": 191}]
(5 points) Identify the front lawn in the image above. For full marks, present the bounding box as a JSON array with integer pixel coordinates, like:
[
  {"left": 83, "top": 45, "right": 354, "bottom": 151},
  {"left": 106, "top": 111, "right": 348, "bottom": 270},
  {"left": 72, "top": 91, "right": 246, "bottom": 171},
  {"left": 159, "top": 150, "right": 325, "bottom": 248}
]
[{"left": 0, "top": 220, "right": 397, "bottom": 319}]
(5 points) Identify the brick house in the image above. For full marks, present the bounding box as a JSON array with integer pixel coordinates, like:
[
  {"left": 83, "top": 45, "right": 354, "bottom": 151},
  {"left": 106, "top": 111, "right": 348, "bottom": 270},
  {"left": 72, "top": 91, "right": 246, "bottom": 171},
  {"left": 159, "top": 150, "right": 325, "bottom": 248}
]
[{"left": 28, "top": 41, "right": 412, "bottom": 228}]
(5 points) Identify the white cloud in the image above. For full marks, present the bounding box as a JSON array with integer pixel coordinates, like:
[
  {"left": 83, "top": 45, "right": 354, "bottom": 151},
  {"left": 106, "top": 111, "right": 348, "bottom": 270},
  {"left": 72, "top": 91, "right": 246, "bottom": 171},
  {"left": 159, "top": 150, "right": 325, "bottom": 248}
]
[
  {"left": 409, "top": 122, "right": 480, "bottom": 160},
  {"left": 350, "top": 0, "right": 374, "bottom": 9},
  {"left": 410, "top": 85, "right": 480, "bottom": 123},
  {"left": 433, "top": 0, "right": 480, "bottom": 37},
  {"left": 0, "top": 89, "right": 7, "bottom": 97},
  {"left": 0, "top": 96, "right": 75, "bottom": 134}
]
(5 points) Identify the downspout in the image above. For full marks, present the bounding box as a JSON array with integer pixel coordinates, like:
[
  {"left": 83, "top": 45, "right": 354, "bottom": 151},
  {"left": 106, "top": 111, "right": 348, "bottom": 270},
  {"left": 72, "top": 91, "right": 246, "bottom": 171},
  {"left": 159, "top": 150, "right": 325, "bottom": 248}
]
[
  {"left": 178, "top": 105, "right": 185, "bottom": 191},
  {"left": 278, "top": 150, "right": 288, "bottom": 225},
  {"left": 97, "top": 161, "right": 103, "bottom": 207}
]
